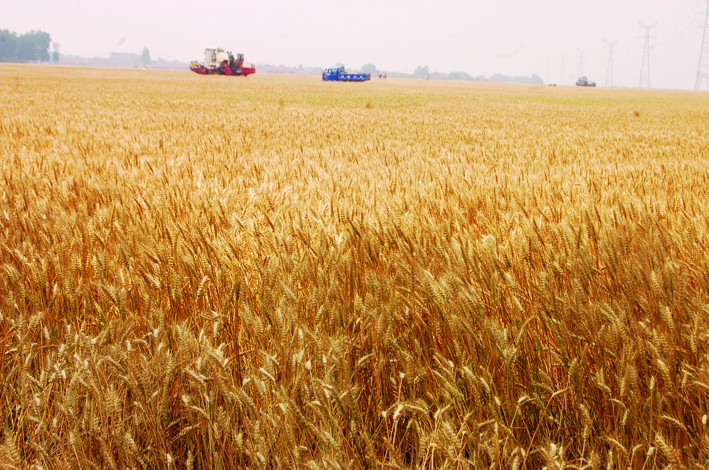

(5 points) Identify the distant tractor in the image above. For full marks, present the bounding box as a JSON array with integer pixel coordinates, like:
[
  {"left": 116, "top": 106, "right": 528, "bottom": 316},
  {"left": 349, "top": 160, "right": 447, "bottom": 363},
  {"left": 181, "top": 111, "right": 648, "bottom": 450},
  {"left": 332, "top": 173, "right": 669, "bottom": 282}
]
[
  {"left": 190, "top": 48, "right": 256, "bottom": 76},
  {"left": 322, "top": 66, "right": 371, "bottom": 82},
  {"left": 576, "top": 76, "right": 596, "bottom": 87}
]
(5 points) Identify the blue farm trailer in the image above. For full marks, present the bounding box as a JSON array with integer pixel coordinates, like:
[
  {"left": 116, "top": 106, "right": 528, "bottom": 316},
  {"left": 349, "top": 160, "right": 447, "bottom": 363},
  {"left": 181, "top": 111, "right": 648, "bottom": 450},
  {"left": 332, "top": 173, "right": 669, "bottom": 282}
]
[{"left": 322, "top": 66, "right": 371, "bottom": 82}]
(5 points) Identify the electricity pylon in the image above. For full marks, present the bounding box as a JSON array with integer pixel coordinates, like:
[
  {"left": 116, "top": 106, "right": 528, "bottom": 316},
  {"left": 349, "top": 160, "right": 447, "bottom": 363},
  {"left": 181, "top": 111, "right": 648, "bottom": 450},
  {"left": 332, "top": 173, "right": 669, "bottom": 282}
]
[
  {"left": 604, "top": 40, "right": 618, "bottom": 87},
  {"left": 639, "top": 22, "right": 655, "bottom": 88}
]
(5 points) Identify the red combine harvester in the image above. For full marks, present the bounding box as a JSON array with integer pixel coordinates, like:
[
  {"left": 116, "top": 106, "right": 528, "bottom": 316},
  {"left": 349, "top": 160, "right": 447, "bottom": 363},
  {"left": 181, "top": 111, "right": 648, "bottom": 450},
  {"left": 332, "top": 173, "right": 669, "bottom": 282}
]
[{"left": 190, "top": 48, "right": 256, "bottom": 76}]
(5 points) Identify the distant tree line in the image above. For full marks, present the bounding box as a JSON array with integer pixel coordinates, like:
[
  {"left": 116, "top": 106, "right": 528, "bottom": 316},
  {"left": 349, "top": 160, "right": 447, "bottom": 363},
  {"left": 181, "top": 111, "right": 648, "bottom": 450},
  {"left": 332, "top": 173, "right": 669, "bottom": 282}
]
[
  {"left": 361, "top": 63, "right": 543, "bottom": 84},
  {"left": 0, "top": 29, "right": 53, "bottom": 62}
]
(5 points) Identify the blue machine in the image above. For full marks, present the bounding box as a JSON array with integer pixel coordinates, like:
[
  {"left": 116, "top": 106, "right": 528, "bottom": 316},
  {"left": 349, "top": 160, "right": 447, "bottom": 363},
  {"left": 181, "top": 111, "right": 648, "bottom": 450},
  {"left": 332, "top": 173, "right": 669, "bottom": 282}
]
[{"left": 322, "top": 66, "right": 371, "bottom": 82}]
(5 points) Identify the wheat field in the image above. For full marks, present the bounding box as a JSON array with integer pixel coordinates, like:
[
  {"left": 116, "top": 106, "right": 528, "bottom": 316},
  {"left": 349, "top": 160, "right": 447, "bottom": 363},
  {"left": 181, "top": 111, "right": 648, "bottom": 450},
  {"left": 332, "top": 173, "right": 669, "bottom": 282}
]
[{"left": 0, "top": 64, "right": 708, "bottom": 468}]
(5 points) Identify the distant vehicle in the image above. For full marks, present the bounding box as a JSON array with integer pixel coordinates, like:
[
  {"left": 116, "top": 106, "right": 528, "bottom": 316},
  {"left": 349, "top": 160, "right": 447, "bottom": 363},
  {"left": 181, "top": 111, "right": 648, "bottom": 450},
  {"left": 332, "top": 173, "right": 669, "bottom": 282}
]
[
  {"left": 576, "top": 76, "right": 596, "bottom": 87},
  {"left": 190, "top": 48, "right": 256, "bottom": 76},
  {"left": 322, "top": 66, "right": 371, "bottom": 82}
]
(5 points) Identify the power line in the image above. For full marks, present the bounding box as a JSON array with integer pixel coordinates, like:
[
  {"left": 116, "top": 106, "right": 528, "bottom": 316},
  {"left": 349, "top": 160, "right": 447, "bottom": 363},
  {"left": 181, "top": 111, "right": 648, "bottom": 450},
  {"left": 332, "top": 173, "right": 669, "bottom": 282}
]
[
  {"left": 696, "top": 0, "right": 709, "bottom": 90},
  {"left": 639, "top": 22, "right": 656, "bottom": 88},
  {"left": 604, "top": 40, "right": 618, "bottom": 87}
]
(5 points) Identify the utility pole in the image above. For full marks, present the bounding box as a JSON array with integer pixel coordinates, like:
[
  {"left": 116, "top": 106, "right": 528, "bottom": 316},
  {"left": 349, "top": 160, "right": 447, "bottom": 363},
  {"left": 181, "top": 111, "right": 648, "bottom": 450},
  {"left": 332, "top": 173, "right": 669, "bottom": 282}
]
[
  {"left": 604, "top": 40, "right": 618, "bottom": 87},
  {"left": 696, "top": 0, "right": 709, "bottom": 90},
  {"left": 577, "top": 49, "right": 585, "bottom": 78},
  {"left": 639, "top": 22, "right": 655, "bottom": 88}
]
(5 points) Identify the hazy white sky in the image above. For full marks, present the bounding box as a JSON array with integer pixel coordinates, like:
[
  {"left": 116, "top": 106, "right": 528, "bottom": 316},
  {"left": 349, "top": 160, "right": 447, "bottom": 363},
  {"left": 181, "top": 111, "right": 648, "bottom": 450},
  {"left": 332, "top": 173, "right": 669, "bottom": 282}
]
[{"left": 5, "top": 0, "right": 708, "bottom": 89}]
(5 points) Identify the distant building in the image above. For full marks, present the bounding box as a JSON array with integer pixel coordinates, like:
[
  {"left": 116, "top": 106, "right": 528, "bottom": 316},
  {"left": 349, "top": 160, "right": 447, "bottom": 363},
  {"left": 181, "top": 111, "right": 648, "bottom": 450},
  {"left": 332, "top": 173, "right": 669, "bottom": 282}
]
[{"left": 109, "top": 52, "right": 142, "bottom": 67}]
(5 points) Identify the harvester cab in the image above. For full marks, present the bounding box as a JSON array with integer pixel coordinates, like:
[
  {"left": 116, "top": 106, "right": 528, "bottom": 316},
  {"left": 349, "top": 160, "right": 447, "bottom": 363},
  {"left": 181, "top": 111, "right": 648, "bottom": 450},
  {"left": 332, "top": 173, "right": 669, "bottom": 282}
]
[
  {"left": 190, "top": 48, "right": 256, "bottom": 76},
  {"left": 204, "top": 48, "right": 243, "bottom": 69}
]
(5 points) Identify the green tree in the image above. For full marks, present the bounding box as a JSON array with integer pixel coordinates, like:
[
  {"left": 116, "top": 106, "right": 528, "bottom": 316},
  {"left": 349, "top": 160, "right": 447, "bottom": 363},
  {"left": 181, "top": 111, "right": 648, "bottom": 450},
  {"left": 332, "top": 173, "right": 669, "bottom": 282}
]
[
  {"left": 414, "top": 65, "right": 430, "bottom": 77},
  {"left": 16, "top": 30, "right": 51, "bottom": 62},
  {"left": 0, "top": 30, "right": 51, "bottom": 62},
  {"left": 52, "top": 42, "right": 60, "bottom": 63},
  {"left": 448, "top": 71, "right": 473, "bottom": 80},
  {"left": 142, "top": 47, "right": 151, "bottom": 67},
  {"left": 361, "top": 63, "right": 377, "bottom": 75},
  {"left": 0, "top": 30, "right": 18, "bottom": 62}
]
